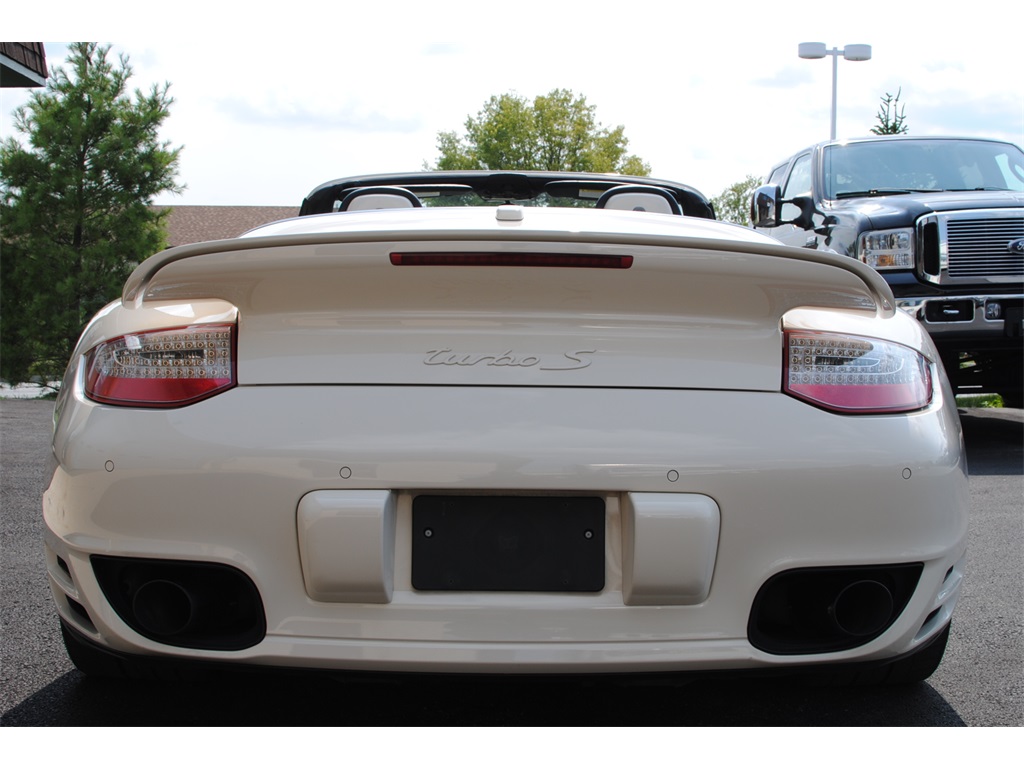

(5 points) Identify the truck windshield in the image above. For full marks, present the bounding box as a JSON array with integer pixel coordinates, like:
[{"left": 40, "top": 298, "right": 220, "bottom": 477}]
[{"left": 822, "top": 139, "right": 1024, "bottom": 199}]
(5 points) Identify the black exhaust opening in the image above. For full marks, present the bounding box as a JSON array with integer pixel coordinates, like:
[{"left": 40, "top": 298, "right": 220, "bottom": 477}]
[
  {"left": 92, "top": 556, "right": 266, "bottom": 651},
  {"left": 748, "top": 563, "right": 923, "bottom": 655}
]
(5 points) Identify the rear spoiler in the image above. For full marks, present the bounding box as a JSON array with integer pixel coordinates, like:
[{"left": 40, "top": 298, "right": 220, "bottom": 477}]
[{"left": 123, "top": 230, "right": 895, "bottom": 317}]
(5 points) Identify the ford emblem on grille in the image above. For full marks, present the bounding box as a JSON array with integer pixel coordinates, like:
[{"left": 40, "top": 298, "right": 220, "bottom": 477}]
[{"left": 1010, "top": 238, "right": 1024, "bottom": 254}]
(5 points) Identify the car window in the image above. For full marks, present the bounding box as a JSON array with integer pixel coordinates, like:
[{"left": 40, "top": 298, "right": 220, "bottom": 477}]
[
  {"left": 781, "top": 154, "right": 812, "bottom": 220},
  {"left": 994, "top": 152, "right": 1024, "bottom": 191}
]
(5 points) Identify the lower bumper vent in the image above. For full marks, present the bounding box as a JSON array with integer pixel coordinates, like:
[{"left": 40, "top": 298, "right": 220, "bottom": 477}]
[
  {"left": 748, "top": 563, "right": 922, "bottom": 654},
  {"left": 92, "top": 556, "right": 266, "bottom": 651}
]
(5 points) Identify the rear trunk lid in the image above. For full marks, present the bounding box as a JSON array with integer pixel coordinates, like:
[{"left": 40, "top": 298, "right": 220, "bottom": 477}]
[{"left": 123, "top": 207, "right": 893, "bottom": 392}]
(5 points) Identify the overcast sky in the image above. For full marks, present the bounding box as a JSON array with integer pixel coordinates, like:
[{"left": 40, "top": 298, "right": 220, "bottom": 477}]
[{"left": 4, "top": 1, "right": 1022, "bottom": 207}]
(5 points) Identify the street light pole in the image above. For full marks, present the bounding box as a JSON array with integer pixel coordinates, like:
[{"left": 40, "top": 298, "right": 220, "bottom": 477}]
[{"left": 798, "top": 42, "right": 872, "bottom": 140}]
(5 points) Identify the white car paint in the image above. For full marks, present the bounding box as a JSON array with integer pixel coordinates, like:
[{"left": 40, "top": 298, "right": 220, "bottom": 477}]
[{"left": 43, "top": 196, "right": 967, "bottom": 679}]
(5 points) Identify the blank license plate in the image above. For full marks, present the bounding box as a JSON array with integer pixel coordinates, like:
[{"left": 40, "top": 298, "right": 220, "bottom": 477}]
[{"left": 412, "top": 495, "right": 605, "bottom": 592}]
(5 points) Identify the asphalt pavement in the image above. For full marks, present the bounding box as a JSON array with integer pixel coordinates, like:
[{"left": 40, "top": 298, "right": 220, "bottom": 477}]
[{"left": 1, "top": 398, "right": 1021, "bottom": 726}]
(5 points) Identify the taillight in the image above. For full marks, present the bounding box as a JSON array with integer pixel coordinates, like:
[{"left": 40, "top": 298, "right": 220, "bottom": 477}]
[
  {"left": 784, "top": 331, "right": 932, "bottom": 414},
  {"left": 84, "top": 324, "right": 236, "bottom": 408}
]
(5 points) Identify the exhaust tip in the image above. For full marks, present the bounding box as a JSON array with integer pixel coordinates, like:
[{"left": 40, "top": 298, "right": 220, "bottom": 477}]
[
  {"left": 132, "top": 579, "right": 196, "bottom": 637},
  {"left": 92, "top": 556, "right": 265, "bottom": 650},
  {"left": 829, "top": 579, "right": 894, "bottom": 637},
  {"left": 748, "top": 563, "right": 922, "bottom": 655}
]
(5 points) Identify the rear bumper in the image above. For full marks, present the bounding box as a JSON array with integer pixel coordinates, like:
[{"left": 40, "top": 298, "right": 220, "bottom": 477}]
[
  {"left": 44, "top": 384, "right": 968, "bottom": 674},
  {"left": 57, "top": 615, "right": 954, "bottom": 682}
]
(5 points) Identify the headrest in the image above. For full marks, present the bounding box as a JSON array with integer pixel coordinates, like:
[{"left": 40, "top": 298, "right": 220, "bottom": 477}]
[
  {"left": 339, "top": 186, "right": 423, "bottom": 211},
  {"left": 596, "top": 185, "right": 681, "bottom": 215}
]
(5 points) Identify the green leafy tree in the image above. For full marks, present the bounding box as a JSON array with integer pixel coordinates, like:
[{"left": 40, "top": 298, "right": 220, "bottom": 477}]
[
  {"left": 711, "top": 175, "right": 764, "bottom": 226},
  {"left": 432, "top": 89, "right": 650, "bottom": 175},
  {"left": 871, "top": 88, "right": 909, "bottom": 135},
  {"left": 1, "top": 42, "right": 182, "bottom": 387}
]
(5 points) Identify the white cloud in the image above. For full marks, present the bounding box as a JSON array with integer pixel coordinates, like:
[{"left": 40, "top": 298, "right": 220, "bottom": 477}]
[
  {"left": 3, "top": 2, "right": 1022, "bottom": 205},
  {"left": 216, "top": 97, "right": 423, "bottom": 133}
]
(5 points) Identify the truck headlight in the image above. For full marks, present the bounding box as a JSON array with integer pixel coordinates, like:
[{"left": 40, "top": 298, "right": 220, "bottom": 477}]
[{"left": 858, "top": 228, "right": 914, "bottom": 270}]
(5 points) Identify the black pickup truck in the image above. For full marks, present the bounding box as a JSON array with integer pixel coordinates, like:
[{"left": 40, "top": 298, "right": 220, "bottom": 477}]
[{"left": 751, "top": 136, "right": 1024, "bottom": 405}]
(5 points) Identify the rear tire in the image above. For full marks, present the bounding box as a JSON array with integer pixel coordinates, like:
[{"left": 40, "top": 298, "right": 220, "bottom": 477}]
[
  {"left": 61, "top": 620, "right": 129, "bottom": 678},
  {"left": 803, "top": 622, "right": 951, "bottom": 686},
  {"left": 881, "top": 622, "right": 950, "bottom": 685},
  {"left": 60, "top": 619, "right": 201, "bottom": 681}
]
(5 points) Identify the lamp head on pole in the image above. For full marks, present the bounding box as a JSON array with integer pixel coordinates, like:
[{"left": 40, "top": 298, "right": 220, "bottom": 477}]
[
  {"left": 843, "top": 44, "right": 872, "bottom": 61},
  {"left": 798, "top": 42, "right": 873, "bottom": 140},
  {"left": 798, "top": 42, "right": 828, "bottom": 59}
]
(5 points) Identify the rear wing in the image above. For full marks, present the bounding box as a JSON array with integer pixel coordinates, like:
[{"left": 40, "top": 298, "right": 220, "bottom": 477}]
[{"left": 123, "top": 228, "right": 895, "bottom": 317}]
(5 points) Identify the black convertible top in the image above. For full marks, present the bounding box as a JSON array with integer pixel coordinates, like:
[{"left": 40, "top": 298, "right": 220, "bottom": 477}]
[{"left": 299, "top": 170, "right": 716, "bottom": 219}]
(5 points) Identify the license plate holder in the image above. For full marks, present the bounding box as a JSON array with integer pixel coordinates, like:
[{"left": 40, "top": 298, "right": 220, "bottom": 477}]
[{"left": 411, "top": 495, "right": 605, "bottom": 592}]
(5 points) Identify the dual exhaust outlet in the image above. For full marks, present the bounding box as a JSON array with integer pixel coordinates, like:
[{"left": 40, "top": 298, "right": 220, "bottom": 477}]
[{"left": 96, "top": 556, "right": 917, "bottom": 656}]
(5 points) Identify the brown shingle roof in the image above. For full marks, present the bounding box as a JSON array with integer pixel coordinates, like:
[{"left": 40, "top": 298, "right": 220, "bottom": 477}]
[
  {"left": 0, "top": 43, "right": 47, "bottom": 87},
  {"left": 155, "top": 206, "right": 300, "bottom": 248}
]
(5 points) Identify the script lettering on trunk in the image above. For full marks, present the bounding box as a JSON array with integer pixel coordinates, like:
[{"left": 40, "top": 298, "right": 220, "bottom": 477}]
[{"left": 423, "top": 349, "right": 595, "bottom": 371}]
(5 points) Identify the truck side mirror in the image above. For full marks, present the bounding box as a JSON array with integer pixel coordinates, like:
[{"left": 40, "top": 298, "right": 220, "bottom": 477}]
[
  {"left": 751, "top": 185, "right": 783, "bottom": 228},
  {"left": 786, "top": 196, "right": 817, "bottom": 231},
  {"left": 751, "top": 186, "right": 818, "bottom": 231}
]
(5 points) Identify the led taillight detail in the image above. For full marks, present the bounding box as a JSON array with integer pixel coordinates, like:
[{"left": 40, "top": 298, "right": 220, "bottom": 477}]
[
  {"left": 390, "top": 252, "right": 633, "bottom": 268},
  {"left": 784, "top": 331, "right": 932, "bottom": 414},
  {"left": 85, "top": 324, "right": 236, "bottom": 408}
]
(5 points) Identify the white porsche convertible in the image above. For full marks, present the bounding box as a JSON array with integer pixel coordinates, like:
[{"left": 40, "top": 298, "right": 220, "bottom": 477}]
[{"left": 44, "top": 171, "right": 967, "bottom": 683}]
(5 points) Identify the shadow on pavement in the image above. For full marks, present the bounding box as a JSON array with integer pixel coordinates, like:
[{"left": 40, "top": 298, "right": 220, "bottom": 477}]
[
  {"left": 2, "top": 667, "right": 965, "bottom": 727},
  {"left": 959, "top": 408, "right": 1023, "bottom": 476}
]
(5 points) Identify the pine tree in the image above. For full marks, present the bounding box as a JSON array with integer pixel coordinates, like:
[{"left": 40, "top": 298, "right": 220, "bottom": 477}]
[
  {"left": 871, "top": 88, "right": 909, "bottom": 135},
  {"left": 1, "top": 43, "right": 183, "bottom": 387}
]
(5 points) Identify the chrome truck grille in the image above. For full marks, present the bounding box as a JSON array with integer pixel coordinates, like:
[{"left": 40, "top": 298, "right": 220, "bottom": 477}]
[{"left": 919, "top": 209, "right": 1024, "bottom": 284}]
